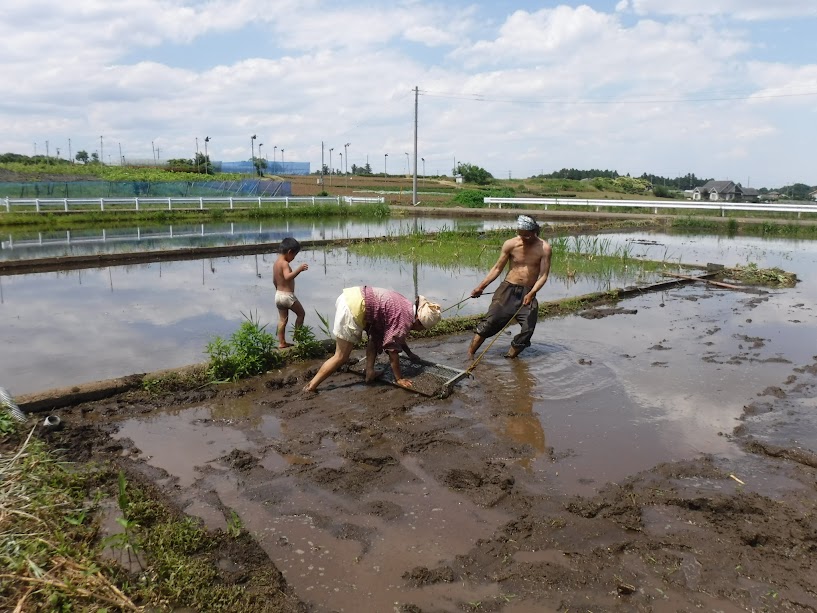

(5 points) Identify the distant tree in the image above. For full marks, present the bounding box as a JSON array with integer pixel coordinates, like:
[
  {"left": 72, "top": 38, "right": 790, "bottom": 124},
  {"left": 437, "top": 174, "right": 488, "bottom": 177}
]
[
  {"left": 454, "top": 162, "right": 493, "bottom": 185},
  {"left": 194, "top": 152, "right": 213, "bottom": 175},
  {"left": 75, "top": 150, "right": 89, "bottom": 164},
  {"left": 167, "top": 157, "right": 195, "bottom": 173},
  {"left": 253, "top": 157, "right": 267, "bottom": 177},
  {"left": 781, "top": 183, "right": 811, "bottom": 200},
  {"left": 91, "top": 152, "right": 100, "bottom": 163}
]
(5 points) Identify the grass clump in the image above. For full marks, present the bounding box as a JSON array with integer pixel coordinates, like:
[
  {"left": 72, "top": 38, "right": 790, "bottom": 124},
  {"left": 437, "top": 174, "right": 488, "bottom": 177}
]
[
  {"left": 205, "top": 311, "right": 282, "bottom": 381},
  {"left": 289, "top": 325, "right": 327, "bottom": 360},
  {"left": 725, "top": 263, "right": 798, "bottom": 287},
  {"left": 142, "top": 365, "right": 210, "bottom": 395}
]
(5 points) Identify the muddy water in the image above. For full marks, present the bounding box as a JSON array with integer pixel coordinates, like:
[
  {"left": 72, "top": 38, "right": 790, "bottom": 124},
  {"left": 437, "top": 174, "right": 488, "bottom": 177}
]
[
  {"left": 107, "top": 255, "right": 816, "bottom": 611},
  {"left": 113, "top": 384, "right": 512, "bottom": 612}
]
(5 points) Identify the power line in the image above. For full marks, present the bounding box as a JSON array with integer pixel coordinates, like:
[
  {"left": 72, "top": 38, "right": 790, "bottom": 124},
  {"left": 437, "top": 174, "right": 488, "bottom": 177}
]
[{"left": 418, "top": 88, "right": 817, "bottom": 105}]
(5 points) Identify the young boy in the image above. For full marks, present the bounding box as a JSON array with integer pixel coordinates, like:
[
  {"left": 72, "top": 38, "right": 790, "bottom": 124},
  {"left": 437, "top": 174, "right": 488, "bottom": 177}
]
[{"left": 273, "top": 237, "right": 308, "bottom": 348}]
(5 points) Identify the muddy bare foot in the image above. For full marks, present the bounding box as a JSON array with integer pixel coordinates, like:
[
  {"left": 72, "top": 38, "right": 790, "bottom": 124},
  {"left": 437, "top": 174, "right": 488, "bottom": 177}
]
[
  {"left": 279, "top": 343, "right": 293, "bottom": 349},
  {"left": 299, "top": 384, "right": 318, "bottom": 399},
  {"left": 364, "top": 369, "right": 384, "bottom": 384}
]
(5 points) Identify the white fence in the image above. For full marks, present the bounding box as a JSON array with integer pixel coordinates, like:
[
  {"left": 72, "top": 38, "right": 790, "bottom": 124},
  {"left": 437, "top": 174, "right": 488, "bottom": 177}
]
[
  {"left": 483, "top": 197, "right": 817, "bottom": 218},
  {"left": 2, "top": 195, "right": 384, "bottom": 213}
]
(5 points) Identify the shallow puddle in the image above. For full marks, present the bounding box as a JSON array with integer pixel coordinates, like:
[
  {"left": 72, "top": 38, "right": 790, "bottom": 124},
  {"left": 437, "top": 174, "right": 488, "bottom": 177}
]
[{"left": 114, "top": 406, "right": 258, "bottom": 487}]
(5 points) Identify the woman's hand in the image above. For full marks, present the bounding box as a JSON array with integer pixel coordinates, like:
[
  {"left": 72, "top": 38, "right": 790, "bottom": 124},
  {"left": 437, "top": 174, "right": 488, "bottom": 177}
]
[{"left": 395, "top": 378, "right": 414, "bottom": 388}]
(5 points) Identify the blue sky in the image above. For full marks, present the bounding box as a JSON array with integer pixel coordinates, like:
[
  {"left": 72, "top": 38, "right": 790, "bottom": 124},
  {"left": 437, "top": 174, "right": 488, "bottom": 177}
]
[{"left": 1, "top": 0, "right": 816, "bottom": 188}]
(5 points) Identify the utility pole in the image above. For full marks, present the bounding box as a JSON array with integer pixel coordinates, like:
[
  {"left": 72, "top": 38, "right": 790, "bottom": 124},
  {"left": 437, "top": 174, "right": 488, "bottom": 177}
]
[
  {"left": 204, "top": 136, "right": 210, "bottom": 174},
  {"left": 321, "top": 141, "right": 325, "bottom": 188},
  {"left": 152, "top": 140, "right": 156, "bottom": 163},
  {"left": 412, "top": 85, "right": 419, "bottom": 206},
  {"left": 329, "top": 147, "right": 334, "bottom": 186},
  {"left": 384, "top": 153, "right": 388, "bottom": 179},
  {"left": 68, "top": 138, "right": 72, "bottom": 163},
  {"left": 119, "top": 142, "right": 123, "bottom": 165},
  {"left": 195, "top": 137, "right": 200, "bottom": 173},
  {"left": 100, "top": 136, "right": 104, "bottom": 165},
  {"left": 344, "top": 142, "right": 350, "bottom": 188}
]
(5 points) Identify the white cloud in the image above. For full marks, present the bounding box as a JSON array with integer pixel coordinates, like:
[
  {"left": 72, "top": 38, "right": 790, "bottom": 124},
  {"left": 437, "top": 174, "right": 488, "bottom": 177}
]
[
  {"left": 0, "top": 1, "right": 815, "bottom": 186},
  {"left": 627, "top": 0, "right": 817, "bottom": 20}
]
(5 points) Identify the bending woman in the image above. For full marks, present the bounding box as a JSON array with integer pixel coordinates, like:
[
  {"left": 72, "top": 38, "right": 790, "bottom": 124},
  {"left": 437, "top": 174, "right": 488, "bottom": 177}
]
[{"left": 304, "top": 287, "right": 441, "bottom": 392}]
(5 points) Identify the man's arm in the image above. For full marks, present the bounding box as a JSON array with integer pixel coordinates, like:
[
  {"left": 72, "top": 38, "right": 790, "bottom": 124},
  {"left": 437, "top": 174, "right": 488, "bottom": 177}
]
[
  {"left": 523, "top": 243, "right": 552, "bottom": 305},
  {"left": 472, "top": 240, "right": 512, "bottom": 297}
]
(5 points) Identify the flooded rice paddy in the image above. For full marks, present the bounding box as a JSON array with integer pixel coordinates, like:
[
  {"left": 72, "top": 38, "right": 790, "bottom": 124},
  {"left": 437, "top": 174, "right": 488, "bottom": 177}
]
[{"left": 1, "top": 229, "right": 815, "bottom": 398}]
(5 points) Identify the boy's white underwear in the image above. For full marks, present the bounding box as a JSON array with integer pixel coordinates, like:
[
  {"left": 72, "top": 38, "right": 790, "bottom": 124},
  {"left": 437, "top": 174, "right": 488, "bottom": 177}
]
[
  {"left": 275, "top": 291, "right": 298, "bottom": 309},
  {"left": 332, "top": 293, "right": 364, "bottom": 343}
]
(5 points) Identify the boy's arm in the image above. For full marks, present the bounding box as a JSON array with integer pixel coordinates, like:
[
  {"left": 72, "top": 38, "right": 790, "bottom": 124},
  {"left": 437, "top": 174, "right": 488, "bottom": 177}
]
[{"left": 283, "top": 263, "right": 309, "bottom": 281}]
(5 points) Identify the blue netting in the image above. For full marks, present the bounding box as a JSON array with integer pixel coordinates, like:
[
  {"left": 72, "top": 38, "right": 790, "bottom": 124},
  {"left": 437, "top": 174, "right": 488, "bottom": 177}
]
[
  {"left": 0, "top": 180, "right": 292, "bottom": 198},
  {"left": 219, "top": 161, "right": 310, "bottom": 175}
]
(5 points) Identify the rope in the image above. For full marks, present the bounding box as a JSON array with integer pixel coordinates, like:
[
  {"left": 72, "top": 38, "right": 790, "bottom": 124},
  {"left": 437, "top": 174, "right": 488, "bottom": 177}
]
[{"left": 466, "top": 302, "right": 525, "bottom": 374}]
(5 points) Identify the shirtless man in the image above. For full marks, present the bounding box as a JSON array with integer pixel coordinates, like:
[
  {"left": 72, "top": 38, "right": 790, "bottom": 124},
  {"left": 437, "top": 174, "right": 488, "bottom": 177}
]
[
  {"left": 273, "top": 237, "right": 308, "bottom": 348},
  {"left": 468, "top": 215, "right": 552, "bottom": 359}
]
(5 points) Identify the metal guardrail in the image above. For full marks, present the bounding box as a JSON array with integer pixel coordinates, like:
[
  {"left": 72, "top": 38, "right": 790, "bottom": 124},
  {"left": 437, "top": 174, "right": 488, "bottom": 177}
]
[
  {"left": 483, "top": 197, "right": 817, "bottom": 218},
  {"left": 1, "top": 195, "right": 384, "bottom": 213}
]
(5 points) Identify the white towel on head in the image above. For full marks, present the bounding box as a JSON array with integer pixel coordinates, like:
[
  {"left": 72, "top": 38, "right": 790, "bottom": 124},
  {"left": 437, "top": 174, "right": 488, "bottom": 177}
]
[
  {"left": 416, "top": 296, "right": 442, "bottom": 329},
  {"left": 517, "top": 215, "right": 538, "bottom": 231}
]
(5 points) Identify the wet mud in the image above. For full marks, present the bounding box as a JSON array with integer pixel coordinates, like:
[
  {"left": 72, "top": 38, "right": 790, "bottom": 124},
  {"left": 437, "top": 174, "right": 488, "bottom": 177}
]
[{"left": 32, "top": 285, "right": 817, "bottom": 612}]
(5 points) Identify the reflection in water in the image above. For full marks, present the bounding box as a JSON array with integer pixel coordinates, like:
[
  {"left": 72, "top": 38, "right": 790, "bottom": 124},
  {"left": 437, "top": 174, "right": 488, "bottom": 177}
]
[
  {"left": 501, "top": 358, "right": 547, "bottom": 470},
  {"left": 0, "top": 217, "right": 516, "bottom": 262}
]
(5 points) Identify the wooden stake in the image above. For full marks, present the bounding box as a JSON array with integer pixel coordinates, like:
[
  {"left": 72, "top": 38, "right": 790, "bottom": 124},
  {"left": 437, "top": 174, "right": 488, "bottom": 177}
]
[{"left": 664, "top": 272, "right": 743, "bottom": 290}]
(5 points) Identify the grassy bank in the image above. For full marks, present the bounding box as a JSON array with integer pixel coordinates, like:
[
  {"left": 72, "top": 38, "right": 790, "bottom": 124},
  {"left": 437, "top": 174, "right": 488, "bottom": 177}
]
[
  {"left": 0, "top": 201, "right": 391, "bottom": 229},
  {"left": 347, "top": 225, "right": 677, "bottom": 280},
  {"left": 0, "top": 423, "right": 300, "bottom": 611}
]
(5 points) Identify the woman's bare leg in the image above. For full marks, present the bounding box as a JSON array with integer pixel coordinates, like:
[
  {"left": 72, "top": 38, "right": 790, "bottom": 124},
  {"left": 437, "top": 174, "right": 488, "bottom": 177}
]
[{"left": 304, "top": 339, "right": 354, "bottom": 392}]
